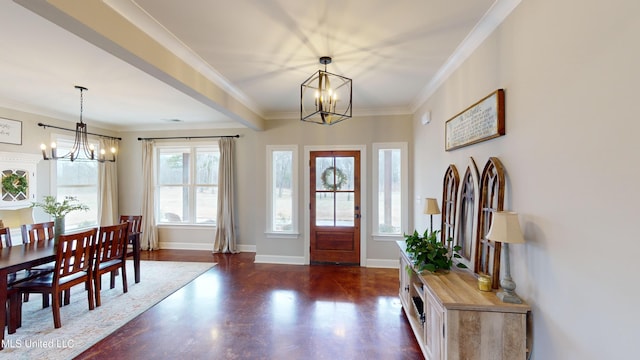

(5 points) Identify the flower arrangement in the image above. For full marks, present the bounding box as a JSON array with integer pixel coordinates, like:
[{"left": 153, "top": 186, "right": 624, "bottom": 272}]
[{"left": 31, "top": 195, "right": 89, "bottom": 218}]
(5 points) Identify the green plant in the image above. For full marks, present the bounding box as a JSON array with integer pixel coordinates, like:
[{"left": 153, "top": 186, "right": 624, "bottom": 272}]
[
  {"left": 31, "top": 195, "right": 89, "bottom": 218},
  {"left": 2, "top": 172, "right": 28, "bottom": 196},
  {"left": 404, "top": 229, "right": 467, "bottom": 273}
]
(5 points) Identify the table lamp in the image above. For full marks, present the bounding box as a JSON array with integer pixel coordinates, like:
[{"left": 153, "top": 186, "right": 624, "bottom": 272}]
[
  {"left": 423, "top": 198, "right": 440, "bottom": 234},
  {"left": 486, "top": 211, "right": 525, "bottom": 304}
]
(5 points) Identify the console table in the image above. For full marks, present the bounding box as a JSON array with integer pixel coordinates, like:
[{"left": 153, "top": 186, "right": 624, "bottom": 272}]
[{"left": 397, "top": 241, "right": 531, "bottom": 359}]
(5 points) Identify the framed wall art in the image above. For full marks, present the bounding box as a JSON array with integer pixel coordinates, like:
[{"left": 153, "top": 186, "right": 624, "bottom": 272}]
[
  {"left": 0, "top": 117, "right": 22, "bottom": 145},
  {"left": 445, "top": 89, "right": 505, "bottom": 151}
]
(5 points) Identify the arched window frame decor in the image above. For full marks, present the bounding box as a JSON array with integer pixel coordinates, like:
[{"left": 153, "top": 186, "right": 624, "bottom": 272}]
[
  {"left": 453, "top": 158, "right": 480, "bottom": 270},
  {"left": 440, "top": 165, "right": 459, "bottom": 244},
  {"left": 474, "top": 157, "right": 506, "bottom": 289}
]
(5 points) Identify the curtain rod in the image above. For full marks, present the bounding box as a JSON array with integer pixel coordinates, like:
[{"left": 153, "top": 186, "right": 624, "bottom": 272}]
[
  {"left": 137, "top": 135, "right": 240, "bottom": 141},
  {"left": 37, "top": 122, "right": 122, "bottom": 141}
]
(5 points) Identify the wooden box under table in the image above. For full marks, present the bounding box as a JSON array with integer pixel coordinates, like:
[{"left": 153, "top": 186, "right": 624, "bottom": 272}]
[{"left": 397, "top": 241, "right": 531, "bottom": 360}]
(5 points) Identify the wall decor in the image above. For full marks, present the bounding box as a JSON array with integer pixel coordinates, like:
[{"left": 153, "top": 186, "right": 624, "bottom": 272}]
[
  {"left": 445, "top": 89, "right": 505, "bottom": 151},
  {"left": 0, "top": 117, "right": 22, "bottom": 145}
]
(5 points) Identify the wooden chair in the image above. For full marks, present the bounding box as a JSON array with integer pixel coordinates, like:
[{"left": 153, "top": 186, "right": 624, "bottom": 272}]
[
  {"left": 20, "top": 222, "right": 56, "bottom": 305},
  {"left": 8, "top": 228, "right": 98, "bottom": 330},
  {"left": 2, "top": 227, "right": 20, "bottom": 330},
  {"left": 119, "top": 215, "right": 142, "bottom": 283},
  {"left": 0, "top": 227, "right": 13, "bottom": 247},
  {"left": 21, "top": 221, "right": 55, "bottom": 244},
  {"left": 94, "top": 222, "right": 129, "bottom": 307}
]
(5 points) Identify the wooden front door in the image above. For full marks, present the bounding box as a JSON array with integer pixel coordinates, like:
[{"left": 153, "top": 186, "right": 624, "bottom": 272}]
[{"left": 310, "top": 151, "right": 361, "bottom": 265}]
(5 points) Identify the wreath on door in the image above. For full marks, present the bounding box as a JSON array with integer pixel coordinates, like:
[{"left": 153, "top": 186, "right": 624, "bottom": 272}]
[
  {"left": 2, "top": 172, "right": 28, "bottom": 196},
  {"left": 320, "top": 166, "right": 348, "bottom": 191}
]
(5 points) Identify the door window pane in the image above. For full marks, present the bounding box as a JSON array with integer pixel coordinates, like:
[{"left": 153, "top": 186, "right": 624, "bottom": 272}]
[
  {"left": 335, "top": 157, "right": 354, "bottom": 191},
  {"left": 316, "top": 157, "right": 334, "bottom": 191},
  {"left": 336, "top": 192, "right": 354, "bottom": 227},
  {"left": 315, "top": 192, "right": 334, "bottom": 226}
]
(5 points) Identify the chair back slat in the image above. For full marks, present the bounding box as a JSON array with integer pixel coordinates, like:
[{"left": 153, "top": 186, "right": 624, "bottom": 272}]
[
  {"left": 21, "top": 222, "right": 55, "bottom": 244},
  {"left": 96, "top": 222, "right": 128, "bottom": 265},
  {"left": 55, "top": 228, "right": 97, "bottom": 280},
  {"left": 0, "top": 227, "right": 11, "bottom": 247},
  {"left": 119, "top": 215, "right": 142, "bottom": 234}
]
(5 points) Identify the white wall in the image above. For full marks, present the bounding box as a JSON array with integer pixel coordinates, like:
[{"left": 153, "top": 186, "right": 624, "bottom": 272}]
[{"left": 412, "top": 0, "right": 640, "bottom": 358}]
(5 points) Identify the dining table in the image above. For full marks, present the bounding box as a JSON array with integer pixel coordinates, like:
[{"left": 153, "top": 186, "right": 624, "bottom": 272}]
[{"left": 0, "top": 240, "right": 56, "bottom": 349}]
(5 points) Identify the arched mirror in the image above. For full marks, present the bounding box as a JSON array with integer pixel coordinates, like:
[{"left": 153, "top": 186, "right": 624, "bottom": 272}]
[
  {"left": 474, "top": 157, "right": 506, "bottom": 289},
  {"left": 441, "top": 165, "right": 459, "bottom": 244},
  {"left": 453, "top": 158, "right": 479, "bottom": 269}
]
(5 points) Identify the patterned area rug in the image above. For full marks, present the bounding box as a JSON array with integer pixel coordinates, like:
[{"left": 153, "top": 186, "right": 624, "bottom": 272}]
[{"left": 2, "top": 260, "right": 216, "bottom": 359}]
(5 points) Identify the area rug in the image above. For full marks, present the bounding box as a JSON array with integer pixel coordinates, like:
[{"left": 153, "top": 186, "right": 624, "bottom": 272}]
[{"left": 2, "top": 260, "right": 216, "bottom": 359}]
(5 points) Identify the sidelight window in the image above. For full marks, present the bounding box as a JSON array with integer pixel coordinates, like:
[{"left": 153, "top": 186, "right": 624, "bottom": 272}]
[
  {"left": 266, "top": 145, "right": 298, "bottom": 234},
  {"left": 372, "top": 142, "right": 408, "bottom": 238}
]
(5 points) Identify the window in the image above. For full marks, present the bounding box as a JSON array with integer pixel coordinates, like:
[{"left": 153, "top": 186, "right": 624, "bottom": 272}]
[
  {"left": 266, "top": 145, "right": 298, "bottom": 234},
  {"left": 156, "top": 143, "right": 219, "bottom": 225},
  {"left": 372, "top": 142, "right": 408, "bottom": 238},
  {"left": 53, "top": 135, "right": 99, "bottom": 231}
]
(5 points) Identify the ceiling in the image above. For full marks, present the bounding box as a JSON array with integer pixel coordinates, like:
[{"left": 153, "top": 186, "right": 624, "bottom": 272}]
[{"left": 0, "top": 0, "right": 519, "bottom": 132}]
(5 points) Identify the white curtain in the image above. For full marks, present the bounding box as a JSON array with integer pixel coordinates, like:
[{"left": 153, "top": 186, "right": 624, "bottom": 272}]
[
  {"left": 213, "top": 137, "right": 237, "bottom": 253},
  {"left": 97, "top": 137, "right": 118, "bottom": 226},
  {"left": 141, "top": 140, "right": 159, "bottom": 250}
]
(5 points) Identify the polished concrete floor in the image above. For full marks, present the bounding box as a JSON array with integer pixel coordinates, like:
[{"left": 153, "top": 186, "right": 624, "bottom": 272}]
[{"left": 75, "top": 250, "right": 423, "bottom": 359}]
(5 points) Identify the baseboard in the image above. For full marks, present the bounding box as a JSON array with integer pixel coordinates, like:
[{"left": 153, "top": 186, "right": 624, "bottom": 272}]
[
  {"left": 366, "top": 259, "right": 400, "bottom": 269},
  {"left": 158, "top": 242, "right": 256, "bottom": 253},
  {"left": 254, "top": 254, "right": 306, "bottom": 265},
  {"left": 156, "top": 242, "right": 396, "bottom": 267}
]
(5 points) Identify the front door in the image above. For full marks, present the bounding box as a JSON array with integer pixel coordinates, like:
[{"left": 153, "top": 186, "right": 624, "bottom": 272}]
[{"left": 310, "top": 151, "right": 361, "bottom": 265}]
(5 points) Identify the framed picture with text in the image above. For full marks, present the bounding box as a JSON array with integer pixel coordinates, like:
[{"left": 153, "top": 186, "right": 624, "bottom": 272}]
[
  {"left": 0, "top": 117, "right": 22, "bottom": 145},
  {"left": 445, "top": 89, "right": 505, "bottom": 151}
]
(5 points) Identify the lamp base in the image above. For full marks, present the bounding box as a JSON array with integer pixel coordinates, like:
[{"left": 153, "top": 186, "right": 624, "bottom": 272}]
[{"left": 497, "top": 290, "right": 523, "bottom": 304}]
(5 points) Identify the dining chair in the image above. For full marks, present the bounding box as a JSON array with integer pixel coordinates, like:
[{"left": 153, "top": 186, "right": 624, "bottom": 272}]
[
  {"left": 20, "top": 222, "right": 57, "bottom": 305},
  {"left": 20, "top": 221, "right": 55, "bottom": 244},
  {"left": 94, "top": 222, "right": 129, "bottom": 307},
  {"left": 1, "top": 227, "right": 21, "bottom": 331},
  {"left": 119, "top": 215, "right": 142, "bottom": 283},
  {"left": 8, "top": 228, "right": 98, "bottom": 329},
  {"left": 0, "top": 227, "right": 13, "bottom": 247}
]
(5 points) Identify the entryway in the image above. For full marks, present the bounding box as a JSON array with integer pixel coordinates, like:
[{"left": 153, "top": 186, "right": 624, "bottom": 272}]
[{"left": 309, "top": 150, "right": 361, "bottom": 265}]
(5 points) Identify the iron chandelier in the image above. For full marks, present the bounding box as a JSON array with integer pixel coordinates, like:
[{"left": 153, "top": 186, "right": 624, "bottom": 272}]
[
  {"left": 40, "top": 85, "right": 116, "bottom": 162},
  {"left": 300, "top": 56, "right": 352, "bottom": 125}
]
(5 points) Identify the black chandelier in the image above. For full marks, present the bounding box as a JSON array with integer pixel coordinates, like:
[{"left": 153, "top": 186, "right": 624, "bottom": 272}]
[
  {"left": 300, "top": 56, "right": 352, "bottom": 125},
  {"left": 40, "top": 86, "right": 116, "bottom": 162}
]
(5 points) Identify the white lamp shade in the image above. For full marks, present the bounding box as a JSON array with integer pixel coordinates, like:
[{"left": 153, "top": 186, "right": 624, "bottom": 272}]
[
  {"left": 486, "top": 211, "right": 525, "bottom": 244},
  {"left": 423, "top": 198, "right": 440, "bottom": 215}
]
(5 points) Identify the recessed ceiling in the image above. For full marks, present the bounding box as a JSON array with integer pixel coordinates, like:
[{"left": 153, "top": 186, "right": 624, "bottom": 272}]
[{"left": 0, "top": 0, "right": 520, "bottom": 131}]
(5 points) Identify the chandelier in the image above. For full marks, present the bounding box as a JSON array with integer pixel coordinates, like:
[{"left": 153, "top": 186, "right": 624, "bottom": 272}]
[
  {"left": 300, "top": 56, "right": 352, "bottom": 125},
  {"left": 40, "top": 86, "right": 116, "bottom": 162}
]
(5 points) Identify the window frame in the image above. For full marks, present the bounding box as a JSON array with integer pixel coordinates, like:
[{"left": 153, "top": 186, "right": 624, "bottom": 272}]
[
  {"left": 155, "top": 141, "right": 219, "bottom": 226},
  {"left": 265, "top": 145, "right": 299, "bottom": 237},
  {"left": 371, "top": 142, "right": 408, "bottom": 240}
]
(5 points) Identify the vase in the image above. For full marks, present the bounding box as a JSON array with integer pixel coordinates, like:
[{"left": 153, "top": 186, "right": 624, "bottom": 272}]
[{"left": 54, "top": 216, "right": 65, "bottom": 245}]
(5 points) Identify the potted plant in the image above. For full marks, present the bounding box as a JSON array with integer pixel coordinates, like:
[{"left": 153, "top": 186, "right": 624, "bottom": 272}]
[
  {"left": 31, "top": 195, "right": 89, "bottom": 241},
  {"left": 404, "top": 229, "right": 467, "bottom": 273}
]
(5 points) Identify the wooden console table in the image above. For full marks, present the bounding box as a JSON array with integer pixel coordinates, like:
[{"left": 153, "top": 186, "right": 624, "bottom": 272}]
[{"left": 397, "top": 241, "right": 531, "bottom": 359}]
